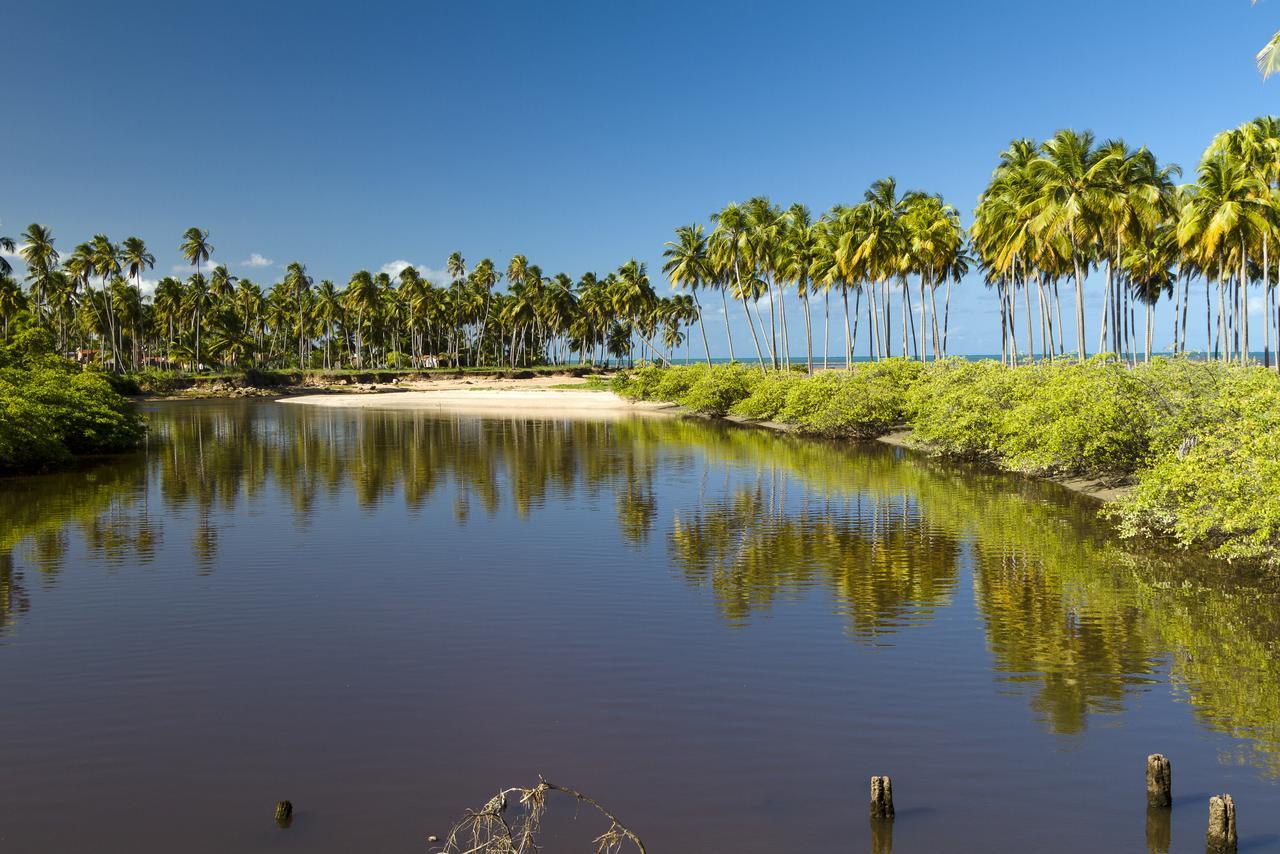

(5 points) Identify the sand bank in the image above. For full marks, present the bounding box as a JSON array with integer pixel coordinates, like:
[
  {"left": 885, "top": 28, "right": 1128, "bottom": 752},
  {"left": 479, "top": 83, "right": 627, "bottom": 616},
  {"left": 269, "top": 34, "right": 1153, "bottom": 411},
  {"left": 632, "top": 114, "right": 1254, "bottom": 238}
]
[{"left": 279, "top": 387, "right": 679, "bottom": 417}]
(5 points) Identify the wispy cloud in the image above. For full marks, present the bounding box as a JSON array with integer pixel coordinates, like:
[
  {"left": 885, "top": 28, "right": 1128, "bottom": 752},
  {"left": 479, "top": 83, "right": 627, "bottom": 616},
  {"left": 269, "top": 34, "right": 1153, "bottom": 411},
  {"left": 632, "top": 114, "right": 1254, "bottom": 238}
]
[
  {"left": 378, "top": 260, "right": 450, "bottom": 285},
  {"left": 169, "top": 260, "right": 221, "bottom": 275},
  {"left": 240, "top": 253, "right": 274, "bottom": 268}
]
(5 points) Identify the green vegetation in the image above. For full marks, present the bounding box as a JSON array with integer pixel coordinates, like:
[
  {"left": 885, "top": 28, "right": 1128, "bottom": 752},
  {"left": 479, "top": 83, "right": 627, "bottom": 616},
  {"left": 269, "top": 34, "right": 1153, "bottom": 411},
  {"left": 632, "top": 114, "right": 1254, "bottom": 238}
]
[
  {"left": 613, "top": 359, "right": 1280, "bottom": 565},
  {"left": 0, "top": 334, "right": 144, "bottom": 473}
]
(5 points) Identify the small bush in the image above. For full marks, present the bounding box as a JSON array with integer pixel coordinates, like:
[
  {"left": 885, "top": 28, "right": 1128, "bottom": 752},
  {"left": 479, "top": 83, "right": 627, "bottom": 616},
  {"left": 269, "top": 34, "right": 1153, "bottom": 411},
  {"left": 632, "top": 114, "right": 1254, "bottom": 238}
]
[
  {"left": 652, "top": 364, "right": 707, "bottom": 401},
  {"left": 611, "top": 364, "right": 665, "bottom": 400},
  {"left": 780, "top": 360, "right": 920, "bottom": 438},
  {"left": 679, "top": 364, "right": 760, "bottom": 416},
  {"left": 906, "top": 359, "right": 1024, "bottom": 460},
  {"left": 729, "top": 371, "right": 801, "bottom": 420}
]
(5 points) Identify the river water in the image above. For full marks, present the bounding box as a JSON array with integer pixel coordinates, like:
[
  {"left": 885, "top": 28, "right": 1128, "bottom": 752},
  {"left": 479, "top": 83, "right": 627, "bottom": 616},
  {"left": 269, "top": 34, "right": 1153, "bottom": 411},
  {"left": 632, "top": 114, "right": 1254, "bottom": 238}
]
[{"left": 1, "top": 400, "right": 1278, "bottom": 852}]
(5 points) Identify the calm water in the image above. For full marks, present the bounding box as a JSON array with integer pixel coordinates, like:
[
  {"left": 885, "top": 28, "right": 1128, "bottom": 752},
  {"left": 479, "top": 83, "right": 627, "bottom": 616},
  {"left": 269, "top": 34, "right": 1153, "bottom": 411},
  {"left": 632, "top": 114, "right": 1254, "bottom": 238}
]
[{"left": 2, "top": 400, "right": 1280, "bottom": 853}]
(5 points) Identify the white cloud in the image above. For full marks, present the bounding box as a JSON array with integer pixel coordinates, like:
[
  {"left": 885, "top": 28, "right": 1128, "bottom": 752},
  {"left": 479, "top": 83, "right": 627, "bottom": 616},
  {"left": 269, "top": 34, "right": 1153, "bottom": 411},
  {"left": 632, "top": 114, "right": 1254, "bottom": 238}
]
[
  {"left": 169, "top": 259, "right": 221, "bottom": 275},
  {"left": 240, "top": 253, "right": 274, "bottom": 268},
  {"left": 377, "top": 260, "right": 450, "bottom": 285}
]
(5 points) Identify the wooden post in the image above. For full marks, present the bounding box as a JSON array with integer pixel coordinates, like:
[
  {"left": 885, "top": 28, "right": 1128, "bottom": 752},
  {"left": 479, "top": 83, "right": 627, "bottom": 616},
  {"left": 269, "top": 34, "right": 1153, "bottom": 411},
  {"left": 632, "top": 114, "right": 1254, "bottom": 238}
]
[
  {"left": 870, "top": 776, "right": 894, "bottom": 820},
  {"left": 275, "top": 800, "right": 294, "bottom": 827},
  {"left": 1206, "top": 794, "right": 1237, "bottom": 853},
  {"left": 1146, "top": 754, "right": 1171, "bottom": 808}
]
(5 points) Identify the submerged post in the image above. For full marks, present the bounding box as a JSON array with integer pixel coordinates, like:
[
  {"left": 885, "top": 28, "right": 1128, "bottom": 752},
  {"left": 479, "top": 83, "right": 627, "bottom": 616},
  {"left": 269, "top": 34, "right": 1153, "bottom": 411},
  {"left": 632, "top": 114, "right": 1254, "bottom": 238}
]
[
  {"left": 870, "top": 776, "right": 894, "bottom": 820},
  {"left": 1206, "top": 794, "right": 1237, "bottom": 853},
  {"left": 275, "top": 800, "right": 294, "bottom": 827},
  {"left": 1146, "top": 754, "right": 1171, "bottom": 808}
]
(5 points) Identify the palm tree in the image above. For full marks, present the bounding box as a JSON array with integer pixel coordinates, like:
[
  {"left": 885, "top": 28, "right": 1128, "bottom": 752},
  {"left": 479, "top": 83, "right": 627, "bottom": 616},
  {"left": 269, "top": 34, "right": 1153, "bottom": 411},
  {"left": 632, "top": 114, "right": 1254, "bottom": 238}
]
[
  {"left": 1025, "top": 130, "right": 1113, "bottom": 362},
  {"left": 285, "top": 262, "right": 313, "bottom": 367},
  {"left": 120, "top": 237, "right": 154, "bottom": 369},
  {"left": 19, "top": 224, "right": 60, "bottom": 328},
  {"left": 344, "top": 270, "right": 380, "bottom": 368},
  {"left": 662, "top": 224, "right": 713, "bottom": 366},
  {"left": 1255, "top": 1, "right": 1280, "bottom": 79},
  {"left": 90, "top": 234, "right": 124, "bottom": 370},
  {"left": 0, "top": 274, "right": 26, "bottom": 342},
  {"left": 313, "top": 279, "right": 342, "bottom": 368},
  {"left": 1178, "top": 154, "right": 1271, "bottom": 364},
  {"left": 711, "top": 202, "right": 765, "bottom": 368},
  {"left": 0, "top": 231, "right": 13, "bottom": 277},
  {"left": 471, "top": 258, "right": 499, "bottom": 365},
  {"left": 180, "top": 228, "right": 213, "bottom": 370}
]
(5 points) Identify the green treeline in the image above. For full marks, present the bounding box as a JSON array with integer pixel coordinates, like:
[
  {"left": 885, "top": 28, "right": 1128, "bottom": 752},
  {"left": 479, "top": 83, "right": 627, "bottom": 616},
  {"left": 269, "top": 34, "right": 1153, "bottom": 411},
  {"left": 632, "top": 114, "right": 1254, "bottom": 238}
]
[
  {"left": 0, "top": 333, "right": 144, "bottom": 473},
  {"left": 612, "top": 358, "right": 1280, "bottom": 565}
]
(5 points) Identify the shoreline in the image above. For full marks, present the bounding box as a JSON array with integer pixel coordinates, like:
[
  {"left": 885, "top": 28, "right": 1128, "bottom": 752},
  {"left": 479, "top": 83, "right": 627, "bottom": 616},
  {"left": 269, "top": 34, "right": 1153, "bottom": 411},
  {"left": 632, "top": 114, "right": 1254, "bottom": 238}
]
[{"left": 273, "top": 384, "right": 1127, "bottom": 503}]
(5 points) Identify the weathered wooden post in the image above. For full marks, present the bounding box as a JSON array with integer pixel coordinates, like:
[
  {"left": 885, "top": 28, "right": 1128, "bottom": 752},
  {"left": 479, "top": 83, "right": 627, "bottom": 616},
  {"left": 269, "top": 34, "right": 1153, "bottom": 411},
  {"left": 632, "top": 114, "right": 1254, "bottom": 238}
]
[
  {"left": 1206, "top": 794, "right": 1237, "bottom": 853},
  {"left": 274, "top": 800, "right": 294, "bottom": 827},
  {"left": 1146, "top": 754, "right": 1172, "bottom": 808},
  {"left": 870, "top": 776, "right": 894, "bottom": 820}
]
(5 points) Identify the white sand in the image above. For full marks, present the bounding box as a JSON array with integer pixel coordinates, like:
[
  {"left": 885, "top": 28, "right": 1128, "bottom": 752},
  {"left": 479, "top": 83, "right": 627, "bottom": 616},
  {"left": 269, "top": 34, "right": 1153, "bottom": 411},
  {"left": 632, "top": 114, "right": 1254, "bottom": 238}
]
[{"left": 279, "top": 387, "right": 679, "bottom": 418}]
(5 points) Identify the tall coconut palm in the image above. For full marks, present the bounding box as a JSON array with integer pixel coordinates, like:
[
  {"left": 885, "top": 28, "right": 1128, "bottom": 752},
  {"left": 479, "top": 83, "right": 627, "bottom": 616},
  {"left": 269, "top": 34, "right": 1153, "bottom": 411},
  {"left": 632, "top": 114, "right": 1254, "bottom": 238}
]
[
  {"left": 284, "top": 262, "right": 313, "bottom": 368},
  {"left": 180, "top": 228, "right": 213, "bottom": 370},
  {"left": 1178, "top": 154, "right": 1271, "bottom": 364},
  {"left": 0, "top": 274, "right": 26, "bottom": 342},
  {"left": 344, "top": 270, "right": 379, "bottom": 368},
  {"left": 18, "top": 224, "right": 59, "bottom": 316},
  {"left": 662, "top": 224, "right": 713, "bottom": 365},
  {"left": 710, "top": 202, "right": 765, "bottom": 368},
  {"left": 1025, "top": 130, "right": 1114, "bottom": 362}
]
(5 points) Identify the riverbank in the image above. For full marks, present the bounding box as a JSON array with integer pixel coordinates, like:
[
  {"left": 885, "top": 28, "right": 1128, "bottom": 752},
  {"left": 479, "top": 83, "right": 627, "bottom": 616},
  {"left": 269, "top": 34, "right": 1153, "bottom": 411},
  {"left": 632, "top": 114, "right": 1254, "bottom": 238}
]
[{"left": 608, "top": 359, "right": 1280, "bottom": 566}]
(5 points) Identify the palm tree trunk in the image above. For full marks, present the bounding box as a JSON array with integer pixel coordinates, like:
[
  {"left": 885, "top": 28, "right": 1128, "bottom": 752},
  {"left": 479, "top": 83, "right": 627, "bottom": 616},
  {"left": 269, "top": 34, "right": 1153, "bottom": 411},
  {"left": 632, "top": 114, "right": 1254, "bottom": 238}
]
[
  {"left": 692, "top": 289, "right": 712, "bottom": 367},
  {"left": 1241, "top": 237, "right": 1250, "bottom": 365},
  {"left": 1098, "top": 259, "right": 1112, "bottom": 354},
  {"left": 1073, "top": 253, "right": 1087, "bottom": 364},
  {"left": 741, "top": 293, "right": 766, "bottom": 370},
  {"left": 801, "top": 289, "right": 813, "bottom": 374},
  {"left": 943, "top": 277, "right": 953, "bottom": 357},
  {"left": 823, "top": 287, "right": 830, "bottom": 370}
]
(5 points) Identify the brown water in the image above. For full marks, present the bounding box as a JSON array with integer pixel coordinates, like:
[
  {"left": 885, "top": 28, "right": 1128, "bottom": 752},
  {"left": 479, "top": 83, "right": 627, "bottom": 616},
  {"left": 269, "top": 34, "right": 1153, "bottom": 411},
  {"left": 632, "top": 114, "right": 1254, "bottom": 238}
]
[{"left": 1, "top": 400, "right": 1279, "bottom": 853}]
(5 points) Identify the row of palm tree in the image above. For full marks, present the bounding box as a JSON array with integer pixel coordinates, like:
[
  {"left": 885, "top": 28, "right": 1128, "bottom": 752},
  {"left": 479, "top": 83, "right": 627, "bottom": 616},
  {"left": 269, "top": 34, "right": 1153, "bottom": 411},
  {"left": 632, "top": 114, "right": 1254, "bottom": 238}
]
[
  {"left": 663, "top": 189, "right": 969, "bottom": 371},
  {"left": 974, "top": 121, "right": 1280, "bottom": 368},
  {"left": 0, "top": 226, "right": 698, "bottom": 371},
  {"left": 8, "top": 117, "right": 1280, "bottom": 373},
  {"left": 661, "top": 119, "right": 1280, "bottom": 370}
]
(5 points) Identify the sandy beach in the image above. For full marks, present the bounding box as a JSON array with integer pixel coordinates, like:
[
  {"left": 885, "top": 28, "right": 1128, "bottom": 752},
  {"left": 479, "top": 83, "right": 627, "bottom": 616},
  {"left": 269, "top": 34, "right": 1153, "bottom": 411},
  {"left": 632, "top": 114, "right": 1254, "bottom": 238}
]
[{"left": 279, "top": 376, "right": 678, "bottom": 417}]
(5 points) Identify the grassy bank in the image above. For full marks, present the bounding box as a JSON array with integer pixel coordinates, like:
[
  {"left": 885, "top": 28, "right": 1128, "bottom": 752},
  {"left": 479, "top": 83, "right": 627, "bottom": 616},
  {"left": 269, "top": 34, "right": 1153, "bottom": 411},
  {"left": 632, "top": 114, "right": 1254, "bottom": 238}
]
[
  {"left": 612, "top": 358, "right": 1280, "bottom": 566},
  {"left": 0, "top": 349, "right": 145, "bottom": 474}
]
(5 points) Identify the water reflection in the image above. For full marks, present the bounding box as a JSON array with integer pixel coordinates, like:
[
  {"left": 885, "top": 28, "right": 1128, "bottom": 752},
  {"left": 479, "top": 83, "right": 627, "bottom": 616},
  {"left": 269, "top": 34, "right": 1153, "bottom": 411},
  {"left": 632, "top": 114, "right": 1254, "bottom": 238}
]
[{"left": 3, "top": 401, "right": 1280, "bottom": 779}]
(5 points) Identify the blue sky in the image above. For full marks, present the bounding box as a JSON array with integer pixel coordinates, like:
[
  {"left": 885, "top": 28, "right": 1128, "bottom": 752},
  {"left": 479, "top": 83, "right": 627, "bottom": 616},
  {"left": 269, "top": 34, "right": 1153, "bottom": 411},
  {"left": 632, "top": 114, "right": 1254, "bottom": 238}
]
[{"left": 2, "top": 0, "right": 1278, "bottom": 355}]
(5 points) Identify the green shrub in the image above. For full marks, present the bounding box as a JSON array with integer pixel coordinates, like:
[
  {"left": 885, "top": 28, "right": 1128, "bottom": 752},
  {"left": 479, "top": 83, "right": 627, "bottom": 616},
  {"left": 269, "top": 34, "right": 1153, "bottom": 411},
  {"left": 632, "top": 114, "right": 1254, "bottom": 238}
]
[
  {"left": 1110, "top": 366, "right": 1280, "bottom": 564},
  {"left": 729, "top": 371, "right": 802, "bottom": 420},
  {"left": 0, "top": 355, "right": 145, "bottom": 472},
  {"left": 679, "top": 364, "right": 760, "bottom": 416},
  {"left": 652, "top": 364, "right": 707, "bottom": 401},
  {"left": 905, "top": 359, "right": 1024, "bottom": 459},
  {"left": 779, "top": 360, "right": 920, "bottom": 438},
  {"left": 611, "top": 363, "right": 665, "bottom": 400},
  {"left": 997, "top": 357, "right": 1156, "bottom": 477}
]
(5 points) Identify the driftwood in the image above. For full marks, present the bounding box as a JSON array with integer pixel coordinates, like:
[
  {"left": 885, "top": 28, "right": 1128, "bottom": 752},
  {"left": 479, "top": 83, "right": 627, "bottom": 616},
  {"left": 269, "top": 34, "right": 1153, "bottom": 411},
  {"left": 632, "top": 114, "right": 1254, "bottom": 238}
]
[{"left": 434, "top": 777, "right": 645, "bottom": 854}]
